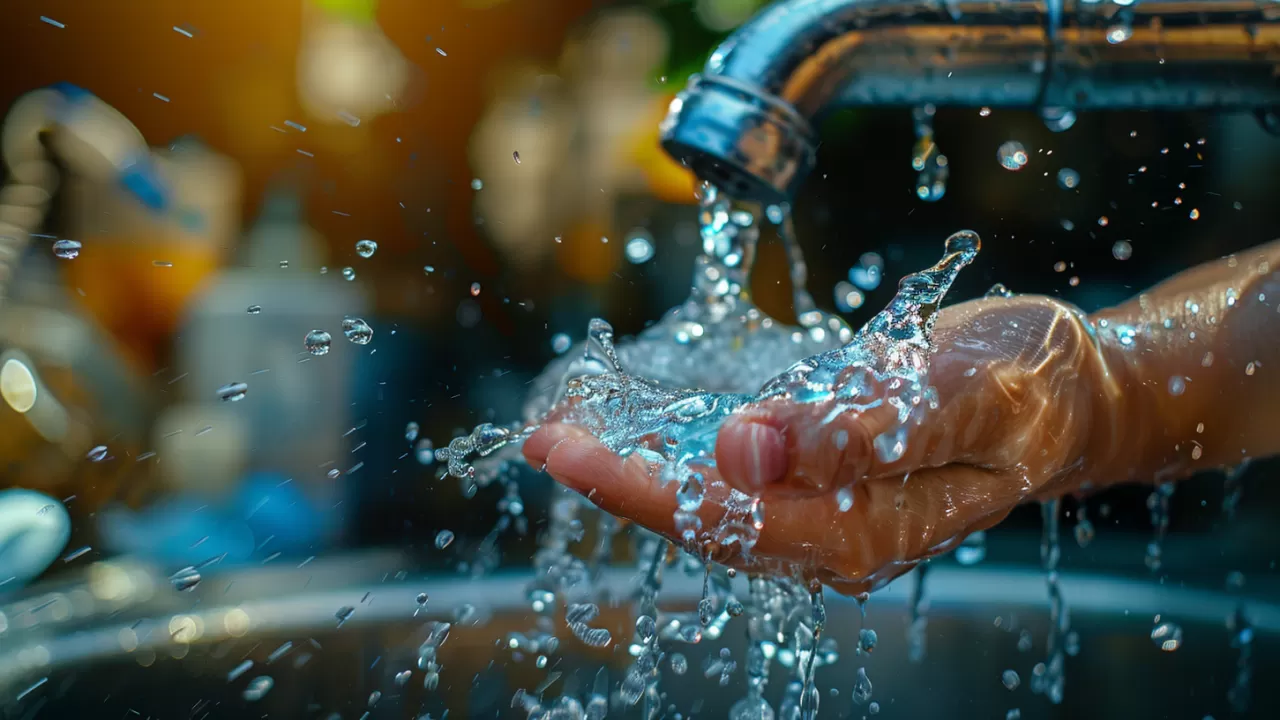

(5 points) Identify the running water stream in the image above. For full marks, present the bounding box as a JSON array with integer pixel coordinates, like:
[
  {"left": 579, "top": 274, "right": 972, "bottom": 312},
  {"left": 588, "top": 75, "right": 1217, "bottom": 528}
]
[{"left": 437, "top": 183, "right": 983, "bottom": 718}]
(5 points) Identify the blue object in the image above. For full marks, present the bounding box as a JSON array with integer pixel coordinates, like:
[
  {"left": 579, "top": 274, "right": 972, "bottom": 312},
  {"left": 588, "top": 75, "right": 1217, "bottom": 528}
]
[
  {"left": 0, "top": 489, "right": 71, "bottom": 588},
  {"left": 49, "top": 82, "right": 91, "bottom": 102},
  {"left": 118, "top": 155, "right": 170, "bottom": 212},
  {"left": 235, "top": 473, "right": 331, "bottom": 553},
  {"left": 98, "top": 498, "right": 255, "bottom": 567}
]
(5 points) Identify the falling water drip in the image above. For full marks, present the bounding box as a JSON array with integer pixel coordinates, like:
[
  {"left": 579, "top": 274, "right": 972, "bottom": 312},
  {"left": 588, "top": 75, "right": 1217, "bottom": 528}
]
[
  {"left": 1073, "top": 505, "right": 1095, "bottom": 548},
  {"left": 910, "top": 105, "right": 948, "bottom": 202},
  {"left": 1227, "top": 602, "right": 1254, "bottom": 713},
  {"left": 1031, "top": 499, "right": 1068, "bottom": 704},
  {"left": 905, "top": 562, "right": 930, "bottom": 663},
  {"left": 775, "top": 210, "right": 823, "bottom": 327},
  {"left": 855, "top": 593, "right": 876, "bottom": 656},
  {"left": 798, "top": 585, "right": 825, "bottom": 720},
  {"left": 621, "top": 539, "right": 668, "bottom": 712},
  {"left": 1222, "top": 461, "right": 1250, "bottom": 519},
  {"left": 851, "top": 667, "right": 873, "bottom": 706},
  {"left": 1145, "top": 483, "right": 1175, "bottom": 572},
  {"left": 730, "top": 577, "right": 778, "bottom": 720},
  {"left": 699, "top": 564, "right": 715, "bottom": 626}
]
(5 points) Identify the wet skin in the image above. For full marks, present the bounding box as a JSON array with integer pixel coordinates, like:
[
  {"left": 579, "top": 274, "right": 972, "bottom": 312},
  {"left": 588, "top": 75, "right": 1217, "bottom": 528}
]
[{"left": 524, "top": 240, "right": 1280, "bottom": 595}]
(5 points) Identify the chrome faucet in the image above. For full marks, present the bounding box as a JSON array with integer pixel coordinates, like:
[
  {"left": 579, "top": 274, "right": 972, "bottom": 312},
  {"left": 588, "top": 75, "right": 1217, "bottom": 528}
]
[{"left": 660, "top": 0, "right": 1280, "bottom": 204}]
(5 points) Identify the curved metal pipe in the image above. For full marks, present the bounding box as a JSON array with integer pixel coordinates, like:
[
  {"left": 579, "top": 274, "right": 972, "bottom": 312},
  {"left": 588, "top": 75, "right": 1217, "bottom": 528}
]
[{"left": 660, "top": 0, "right": 1280, "bottom": 203}]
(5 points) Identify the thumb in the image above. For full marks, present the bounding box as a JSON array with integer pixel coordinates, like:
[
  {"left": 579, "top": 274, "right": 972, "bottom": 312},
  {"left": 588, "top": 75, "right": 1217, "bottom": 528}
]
[{"left": 716, "top": 296, "right": 1085, "bottom": 498}]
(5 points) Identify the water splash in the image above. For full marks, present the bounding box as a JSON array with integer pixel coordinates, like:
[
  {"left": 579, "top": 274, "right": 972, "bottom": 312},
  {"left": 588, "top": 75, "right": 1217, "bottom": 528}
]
[{"left": 442, "top": 185, "right": 981, "bottom": 717}]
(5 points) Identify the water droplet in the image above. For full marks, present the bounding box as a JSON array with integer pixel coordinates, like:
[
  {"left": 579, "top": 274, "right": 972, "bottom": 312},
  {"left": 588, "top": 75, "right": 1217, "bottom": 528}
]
[
  {"left": 395, "top": 670, "right": 412, "bottom": 686},
  {"left": 304, "top": 329, "right": 332, "bottom": 356},
  {"left": 471, "top": 178, "right": 483, "bottom": 190},
  {"left": 52, "top": 239, "right": 81, "bottom": 259},
  {"left": 858, "top": 628, "right": 878, "bottom": 654},
  {"left": 1168, "top": 376, "right": 1186, "bottom": 396},
  {"left": 624, "top": 232, "right": 655, "bottom": 264},
  {"left": 849, "top": 264, "right": 882, "bottom": 291},
  {"left": 551, "top": 333, "right": 572, "bottom": 355},
  {"left": 836, "top": 486, "right": 854, "bottom": 512},
  {"left": 1106, "top": 23, "right": 1133, "bottom": 44},
  {"left": 217, "top": 382, "right": 248, "bottom": 402},
  {"left": 1189, "top": 208, "right": 1201, "bottom": 220},
  {"left": 873, "top": 429, "right": 906, "bottom": 463},
  {"left": 246, "top": 304, "right": 262, "bottom": 314},
  {"left": 955, "top": 530, "right": 987, "bottom": 565},
  {"left": 87, "top": 445, "right": 108, "bottom": 462},
  {"left": 470, "top": 282, "right": 481, "bottom": 297},
  {"left": 979, "top": 107, "right": 991, "bottom": 117},
  {"left": 405, "top": 422, "right": 420, "bottom": 443},
  {"left": 1098, "top": 216, "right": 1110, "bottom": 227},
  {"left": 670, "top": 653, "right": 688, "bottom": 674},
  {"left": 326, "top": 468, "right": 340, "bottom": 479},
  {"left": 1152, "top": 621, "right": 1183, "bottom": 651},
  {"left": 416, "top": 592, "right": 429, "bottom": 606},
  {"left": 169, "top": 566, "right": 201, "bottom": 591},
  {"left": 1041, "top": 107, "right": 1077, "bottom": 132},
  {"left": 355, "top": 239, "right": 378, "bottom": 258},
  {"left": 335, "top": 605, "right": 355, "bottom": 627},
  {"left": 997, "top": 141, "right": 1029, "bottom": 171},
  {"left": 342, "top": 317, "right": 373, "bottom": 345},
  {"left": 852, "top": 667, "right": 873, "bottom": 704},
  {"left": 241, "top": 677, "right": 275, "bottom": 703},
  {"left": 415, "top": 438, "right": 435, "bottom": 464},
  {"left": 1002, "top": 669, "right": 1020, "bottom": 690},
  {"left": 573, "top": 625, "right": 613, "bottom": 648},
  {"left": 435, "top": 530, "right": 455, "bottom": 549},
  {"left": 1056, "top": 168, "right": 1080, "bottom": 190},
  {"left": 342, "top": 266, "right": 356, "bottom": 281},
  {"left": 513, "top": 151, "right": 521, "bottom": 164},
  {"left": 1074, "top": 513, "right": 1095, "bottom": 548},
  {"left": 424, "top": 265, "right": 435, "bottom": 274},
  {"left": 1006, "top": 710, "right": 1022, "bottom": 720},
  {"left": 567, "top": 603, "right": 599, "bottom": 624},
  {"left": 1112, "top": 240, "right": 1133, "bottom": 260}
]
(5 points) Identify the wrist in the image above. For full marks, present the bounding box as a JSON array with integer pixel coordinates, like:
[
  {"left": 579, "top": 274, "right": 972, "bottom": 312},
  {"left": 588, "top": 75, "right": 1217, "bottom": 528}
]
[{"left": 1075, "top": 311, "right": 1162, "bottom": 490}]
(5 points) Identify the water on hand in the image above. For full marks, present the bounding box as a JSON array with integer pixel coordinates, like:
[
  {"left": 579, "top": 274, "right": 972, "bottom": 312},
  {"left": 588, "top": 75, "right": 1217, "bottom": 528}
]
[{"left": 438, "top": 183, "right": 982, "bottom": 718}]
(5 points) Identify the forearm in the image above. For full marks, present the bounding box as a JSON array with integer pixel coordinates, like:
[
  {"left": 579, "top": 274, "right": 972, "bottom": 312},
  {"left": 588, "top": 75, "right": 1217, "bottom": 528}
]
[{"left": 1086, "top": 239, "right": 1280, "bottom": 485}]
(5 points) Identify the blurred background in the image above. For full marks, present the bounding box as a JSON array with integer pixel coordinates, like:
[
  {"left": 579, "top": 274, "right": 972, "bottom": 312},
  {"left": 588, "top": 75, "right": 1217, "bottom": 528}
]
[{"left": 0, "top": 0, "right": 1279, "bottom": 716}]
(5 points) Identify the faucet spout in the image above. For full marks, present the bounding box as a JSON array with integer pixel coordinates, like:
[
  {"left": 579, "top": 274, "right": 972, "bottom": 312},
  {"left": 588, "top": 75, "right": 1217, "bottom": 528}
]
[{"left": 660, "top": 0, "right": 1280, "bottom": 204}]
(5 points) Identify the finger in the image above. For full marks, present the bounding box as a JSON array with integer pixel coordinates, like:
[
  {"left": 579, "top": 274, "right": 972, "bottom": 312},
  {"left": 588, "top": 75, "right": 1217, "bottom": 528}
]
[
  {"left": 527, "top": 424, "right": 855, "bottom": 572},
  {"left": 529, "top": 425, "right": 1032, "bottom": 591}
]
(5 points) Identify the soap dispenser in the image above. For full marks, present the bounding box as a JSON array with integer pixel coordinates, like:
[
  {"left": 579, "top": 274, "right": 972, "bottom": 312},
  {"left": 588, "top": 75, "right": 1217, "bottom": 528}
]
[{"left": 150, "top": 184, "right": 368, "bottom": 559}]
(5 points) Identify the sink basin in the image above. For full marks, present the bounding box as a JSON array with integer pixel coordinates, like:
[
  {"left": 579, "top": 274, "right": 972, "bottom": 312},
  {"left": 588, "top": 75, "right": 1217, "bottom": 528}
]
[{"left": 0, "top": 548, "right": 1272, "bottom": 719}]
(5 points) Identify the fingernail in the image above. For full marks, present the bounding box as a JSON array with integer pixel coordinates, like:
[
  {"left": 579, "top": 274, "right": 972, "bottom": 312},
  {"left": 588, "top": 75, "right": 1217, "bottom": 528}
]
[
  {"left": 722, "top": 419, "right": 788, "bottom": 490},
  {"left": 522, "top": 423, "right": 580, "bottom": 466}
]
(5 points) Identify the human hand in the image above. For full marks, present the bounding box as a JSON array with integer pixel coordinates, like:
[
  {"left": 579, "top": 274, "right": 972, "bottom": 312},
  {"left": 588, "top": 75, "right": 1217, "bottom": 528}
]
[{"left": 524, "top": 294, "right": 1117, "bottom": 594}]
